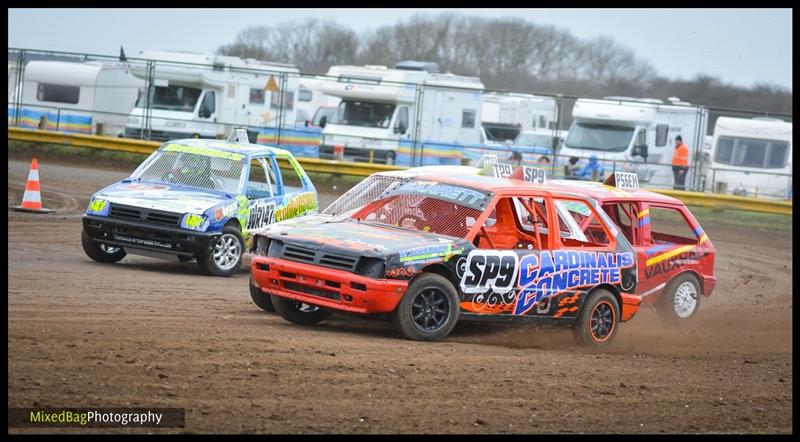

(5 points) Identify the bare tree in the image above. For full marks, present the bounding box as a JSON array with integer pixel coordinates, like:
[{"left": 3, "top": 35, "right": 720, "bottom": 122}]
[{"left": 216, "top": 12, "right": 791, "bottom": 115}]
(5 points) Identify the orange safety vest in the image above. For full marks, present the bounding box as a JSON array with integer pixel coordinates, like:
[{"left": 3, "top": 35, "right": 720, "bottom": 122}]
[{"left": 672, "top": 143, "right": 690, "bottom": 166}]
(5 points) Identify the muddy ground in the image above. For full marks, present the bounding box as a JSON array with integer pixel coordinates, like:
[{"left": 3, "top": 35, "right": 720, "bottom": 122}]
[{"left": 7, "top": 158, "right": 792, "bottom": 434}]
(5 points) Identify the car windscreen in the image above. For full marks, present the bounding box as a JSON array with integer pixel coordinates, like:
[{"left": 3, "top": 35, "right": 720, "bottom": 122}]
[
  {"left": 564, "top": 122, "right": 635, "bottom": 153},
  {"left": 516, "top": 133, "right": 553, "bottom": 147},
  {"left": 332, "top": 100, "right": 396, "bottom": 128},
  {"left": 136, "top": 85, "right": 202, "bottom": 112},
  {"left": 357, "top": 194, "right": 484, "bottom": 239},
  {"left": 322, "top": 175, "right": 403, "bottom": 217},
  {"left": 132, "top": 145, "right": 246, "bottom": 194}
]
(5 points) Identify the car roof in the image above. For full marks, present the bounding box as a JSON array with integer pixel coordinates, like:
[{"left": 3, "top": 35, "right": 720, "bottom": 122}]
[
  {"left": 409, "top": 173, "right": 683, "bottom": 205},
  {"left": 544, "top": 179, "right": 684, "bottom": 205},
  {"left": 162, "top": 139, "right": 291, "bottom": 157},
  {"left": 411, "top": 173, "right": 598, "bottom": 201}
]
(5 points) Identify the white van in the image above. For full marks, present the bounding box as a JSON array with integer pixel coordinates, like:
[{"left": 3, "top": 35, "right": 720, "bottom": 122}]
[
  {"left": 706, "top": 117, "right": 792, "bottom": 199},
  {"left": 559, "top": 97, "right": 708, "bottom": 188},
  {"left": 125, "top": 50, "right": 300, "bottom": 141},
  {"left": 10, "top": 60, "right": 143, "bottom": 136}
]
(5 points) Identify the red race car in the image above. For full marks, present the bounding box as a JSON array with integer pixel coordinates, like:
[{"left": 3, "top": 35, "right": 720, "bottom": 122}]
[
  {"left": 251, "top": 167, "right": 640, "bottom": 347},
  {"left": 547, "top": 173, "right": 716, "bottom": 323}
]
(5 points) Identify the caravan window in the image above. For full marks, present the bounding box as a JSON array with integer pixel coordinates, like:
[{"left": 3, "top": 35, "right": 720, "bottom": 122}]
[
  {"left": 714, "top": 136, "right": 789, "bottom": 169},
  {"left": 249, "top": 88, "right": 265, "bottom": 104},
  {"left": 298, "top": 90, "right": 313, "bottom": 102},
  {"left": 136, "top": 85, "right": 202, "bottom": 112},
  {"left": 270, "top": 91, "right": 295, "bottom": 110},
  {"left": 462, "top": 109, "right": 476, "bottom": 128},
  {"left": 334, "top": 100, "right": 396, "bottom": 128},
  {"left": 37, "top": 84, "right": 80, "bottom": 104}
]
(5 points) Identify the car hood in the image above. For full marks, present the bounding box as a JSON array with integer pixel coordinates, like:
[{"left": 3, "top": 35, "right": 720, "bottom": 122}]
[
  {"left": 94, "top": 181, "right": 233, "bottom": 214},
  {"left": 266, "top": 217, "right": 468, "bottom": 260}
]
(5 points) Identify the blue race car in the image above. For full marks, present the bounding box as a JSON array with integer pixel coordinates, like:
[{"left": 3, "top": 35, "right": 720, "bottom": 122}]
[{"left": 82, "top": 138, "right": 318, "bottom": 276}]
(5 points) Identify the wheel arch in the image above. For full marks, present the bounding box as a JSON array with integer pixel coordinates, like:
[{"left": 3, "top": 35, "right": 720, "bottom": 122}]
[{"left": 418, "top": 263, "right": 460, "bottom": 293}]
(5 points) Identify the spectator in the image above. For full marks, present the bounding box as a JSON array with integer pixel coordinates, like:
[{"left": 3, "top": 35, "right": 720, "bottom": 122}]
[
  {"left": 564, "top": 156, "right": 581, "bottom": 178},
  {"left": 578, "top": 155, "right": 604, "bottom": 181},
  {"left": 671, "top": 135, "right": 690, "bottom": 190},
  {"left": 536, "top": 155, "right": 551, "bottom": 165},
  {"left": 509, "top": 151, "right": 523, "bottom": 168}
]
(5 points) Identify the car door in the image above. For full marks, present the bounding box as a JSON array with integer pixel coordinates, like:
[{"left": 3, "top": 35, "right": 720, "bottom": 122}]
[
  {"left": 243, "top": 155, "right": 282, "bottom": 234},
  {"left": 460, "top": 194, "right": 557, "bottom": 316},
  {"left": 600, "top": 201, "right": 660, "bottom": 300}
]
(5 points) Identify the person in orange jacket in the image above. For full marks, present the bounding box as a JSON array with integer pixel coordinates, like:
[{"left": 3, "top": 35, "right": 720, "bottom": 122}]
[{"left": 671, "top": 135, "right": 690, "bottom": 190}]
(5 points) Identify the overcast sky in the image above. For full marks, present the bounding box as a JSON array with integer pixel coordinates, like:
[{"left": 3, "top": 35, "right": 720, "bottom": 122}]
[{"left": 8, "top": 8, "right": 793, "bottom": 90}]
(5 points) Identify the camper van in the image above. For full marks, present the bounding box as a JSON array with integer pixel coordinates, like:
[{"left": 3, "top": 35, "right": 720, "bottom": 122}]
[
  {"left": 124, "top": 51, "right": 300, "bottom": 141},
  {"left": 559, "top": 97, "right": 708, "bottom": 188},
  {"left": 706, "top": 117, "right": 792, "bottom": 199},
  {"left": 318, "top": 61, "right": 484, "bottom": 165},
  {"left": 9, "top": 60, "right": 143, "bottom": 136}
]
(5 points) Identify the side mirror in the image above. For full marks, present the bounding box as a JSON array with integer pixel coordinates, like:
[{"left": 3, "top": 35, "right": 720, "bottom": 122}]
[
  {"left": 632, "top": 144, "right": 648, "bottom": 159},
  {"left": 319, "top": 115, "right": 327, "bottom": 128},
  {"left": 199, "top": 106, "right": 211, "bottom": 118},
  {"left": 395, "top": 121, "right": 407, "bottom": 135}
]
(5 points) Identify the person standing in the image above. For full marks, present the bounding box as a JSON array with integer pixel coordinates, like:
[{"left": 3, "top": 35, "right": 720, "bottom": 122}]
[{"left": 671, "top": 135, "right": 690, "bottom": 190}]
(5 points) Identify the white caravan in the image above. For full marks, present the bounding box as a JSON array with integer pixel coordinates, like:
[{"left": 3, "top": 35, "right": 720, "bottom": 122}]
[
  {"left": 296, "top": 76, "right": 341, "bottom": 127},
  {"left": 706, "top": 117, "right": 792, "bottom": 199},
  {"left": 560, "top": 97, "right": 708, "bottom": 188},
  {"left": 125, "top": 50, "right": 300, "bottom": 141},
  {"left": 11, "top": 60, "right": 143, "bottom": 136},
  {"left": 318, "top": 63, "right": 484, "bottom": 164}
]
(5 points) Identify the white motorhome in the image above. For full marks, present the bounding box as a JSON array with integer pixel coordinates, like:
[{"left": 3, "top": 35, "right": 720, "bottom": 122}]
[
  {"left": 125, "top": 50, "right": 300, "bottom": 141},
  {"left": 296, "top": 76, "right": 341, "bottom": 127},
  {"left": 318, "top": 62, "right": 484, "bottom": 165},
  {"left": 706, "top": 116, "right": 792, "bottom": 199},
  {"left": 10, "top": 60, "right": 143, "bottom": 136},
  {"left": 560, "top": 97, "right": 708, "bottom": 188}
]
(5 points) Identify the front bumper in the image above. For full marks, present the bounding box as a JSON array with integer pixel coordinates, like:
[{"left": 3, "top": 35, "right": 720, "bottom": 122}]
[
  {"left": 251, "top": 256, "right": 409, "bottom": 314},
  {"left": 319, "top": 144, "right": 394, "bottom": 163},
  {"left": 83, "top": 215, "right": 219, "bottom": 257}
]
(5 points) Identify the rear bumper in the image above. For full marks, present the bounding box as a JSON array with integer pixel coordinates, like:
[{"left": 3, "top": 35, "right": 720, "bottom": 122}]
[
  {"left": 251, "top": 256, "right": 408, "bottom": 314},
  {"left": 82, "top": 215, "right": 219, "bottom": 257},
  {"left": 703, "top": 275, "right": 717, "bottom": 296},
  {"left": 619, "top": 293, "right": 642, "bottom": 322}
]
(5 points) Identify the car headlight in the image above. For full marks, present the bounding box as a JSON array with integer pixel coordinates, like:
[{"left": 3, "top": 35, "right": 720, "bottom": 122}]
[
  {"left": 165, "top": 120, "right": 186, "bottom": 128},
  {"left": 87, "top": 198, "right": 110, "bottom": 216},
  {"left": 181, "top": 213, "right": 210, "bottom": 231},
  {"left": 128, "top": 117, "right": 140, "bottom": 125}
]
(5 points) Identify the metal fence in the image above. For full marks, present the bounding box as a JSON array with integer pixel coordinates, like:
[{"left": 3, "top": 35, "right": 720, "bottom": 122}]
[{"left": 8, "top": 47, "right": 793, "bottom": 200}]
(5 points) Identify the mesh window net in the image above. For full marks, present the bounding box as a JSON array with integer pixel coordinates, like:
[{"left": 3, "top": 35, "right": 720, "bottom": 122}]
[
  {"left": 359, "top": 194, "right": 482, "bottom": 238},
  {"left": 133, "top": 151, "right": 245, "bottom": 194}
]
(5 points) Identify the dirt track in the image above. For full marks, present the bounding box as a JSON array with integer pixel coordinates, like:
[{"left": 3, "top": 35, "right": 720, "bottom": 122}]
[{"left": 8, "top": 159, "right": 792, "bottom": 434}]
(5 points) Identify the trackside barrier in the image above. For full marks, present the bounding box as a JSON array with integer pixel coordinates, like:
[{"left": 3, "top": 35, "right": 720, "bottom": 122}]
[{"left": 8, "top": 128, "right": 791, "bottom": 215}]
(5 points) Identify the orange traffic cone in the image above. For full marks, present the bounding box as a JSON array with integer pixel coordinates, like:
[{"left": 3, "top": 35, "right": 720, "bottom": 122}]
[{"left": 11, "top": 158, "right": 55, "bottom": 214}]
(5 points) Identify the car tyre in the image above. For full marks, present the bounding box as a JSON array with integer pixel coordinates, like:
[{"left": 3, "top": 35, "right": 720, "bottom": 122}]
[
  {"left": 271, "top": 295, "right": 330, "bottom": 325},
  {"left": 197, "top": 226, "right": 244, "bottom": 277},
  {"left": 81, "top": 228, "right": 127, "bottom": 263},
  {"left": 656, "top": 273, "right": 702, "bottom": 325},
  {"left": 250, "top": 276, "right": 275, "bottom": 312},
  {"left": 573, "top": 288, "right": 620, "bottom": 348},
  {"left": 391, "top": 273, "right": 460, "bottom": 341}
]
